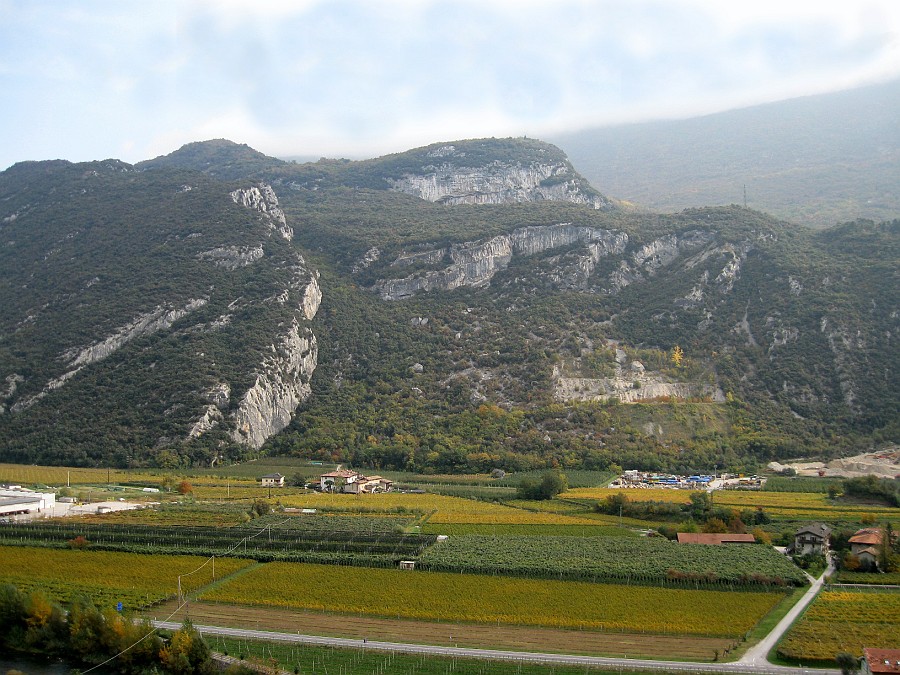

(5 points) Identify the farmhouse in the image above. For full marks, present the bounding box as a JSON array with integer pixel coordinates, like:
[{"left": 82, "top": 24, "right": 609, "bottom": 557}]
[
  {"left": 676, "top": 533, "right": 756, "bottom": 545},
  {"left": 320, "top": 469, "right": 360, "bottom": 492},
  {"left": 319, "top": 470, "right": 393, "bottom": 494},
  {"left": 862, "top": 648, "right": 900, "bottom": 674},
  {"left": 792, "top": 523, "right": 831, "bottom": 555},
  {"left": 850, "top": 528, "right": 883, "bottom": 555},
  {"left": 259, "top": 473, "right": 285, "bottom": 488}
]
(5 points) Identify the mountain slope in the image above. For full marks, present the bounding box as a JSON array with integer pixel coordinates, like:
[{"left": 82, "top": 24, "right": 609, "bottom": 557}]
[
  {"left": 550, "top": 79, "right": 900, "bottom": 228},
  {"left": 0, "top": 159, "right": 320, "bottom": 466},
  {"left": 0, "top": 138, "right": 896, "bottom": 472}
]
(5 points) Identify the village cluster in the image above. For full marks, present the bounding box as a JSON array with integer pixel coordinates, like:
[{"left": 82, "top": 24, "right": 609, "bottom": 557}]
[
  {"left": 258, "top": 469, "right": 394, "bottom": 494},
  {"left": 609, "top": 469, "right": 763, "bottom": 490}
]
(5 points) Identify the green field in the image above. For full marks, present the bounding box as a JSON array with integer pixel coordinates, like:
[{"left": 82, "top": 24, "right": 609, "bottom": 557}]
[
  {"left": 418, "top": 535, "right": 807, "bottom": 587},
  {"left": 208, "top": 636, "right": 695, "bottom": 674}
]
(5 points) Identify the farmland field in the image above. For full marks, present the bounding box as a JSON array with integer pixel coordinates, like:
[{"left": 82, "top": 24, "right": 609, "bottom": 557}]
[
  {"left": 777, "top": 588, "right": 900, "bottom": 662},
  {"left": 421, "top": 523, "right": 637, "bottom": 537},
  {"left": 277, "top": 492, "right": 600, "bottom": 525},
  {"left": 563, "top": 488, "right": 900, "bottom": 522},
  {"left": 0, "top": 545, "right": 252, "bottom": 610},
  {"left": 208, "top": 634, "right": 709, "bottom": 673},
  {"left": 417, "top": 535, "right": 807, "bottom": 586},
  {"left": 161, "top": 600, "right": 734, "bottom": 660},
  {"left": 201, "top": 561, "right": 785, "bottom": 637},
  {"left": 0, "top": 521, "right": 434, "bottom": 565}
]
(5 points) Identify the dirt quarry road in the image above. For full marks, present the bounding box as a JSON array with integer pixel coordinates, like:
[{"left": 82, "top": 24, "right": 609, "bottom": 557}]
[{"left": 769, "top": 447, "right": 900, "bottom": 479}]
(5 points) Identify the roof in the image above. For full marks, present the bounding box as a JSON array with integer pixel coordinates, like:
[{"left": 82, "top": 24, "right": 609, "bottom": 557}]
[
  {"left": 856, "top": 546, "right": 880, "bottom": 557},
  {"left": 864, "top": 648, "right": 900, "bottom": 673},
  {"left": 676, "top": 533, "right": 756, "bottom": 545},
  {"left": 795, "top": 523, "right": 831, "bottom": 538},
  {"left": 260, "top": 473, "right": 284, "bottom": 479},
  {"left": 0, "top": 495, "right": 42, "bottom": 507},
  {"left": 321, "top": 470, "right": 359, "bottom": 478},
  {"left": 850, "top": 531, "right": 883, "bottom": 546}
]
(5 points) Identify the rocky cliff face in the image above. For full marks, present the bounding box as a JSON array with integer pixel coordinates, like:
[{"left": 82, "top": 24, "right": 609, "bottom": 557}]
[
  {"left": 387, "top": 144, "right": 612, "bottom": 209},
  {"left": 230, "top": 184, "right": 293, "bottom": 241},
  {"left": 370, "top": 226, "right": 749, "bottom": 301},
  {"left": 373, "top": 224, "right": 628, "bottom": 300},
  {"left": 0, "top": 163, "right": 323, "bottom": 464},
  {"left": 190, "top": 189, "right": 321, "bottom": 449},
  {"left": 230, "top": 318, "right": 318, "bottom": 448}
]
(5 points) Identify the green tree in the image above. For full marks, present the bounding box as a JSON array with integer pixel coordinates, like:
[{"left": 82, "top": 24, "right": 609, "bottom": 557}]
[
  {"left": 159, "top": 619, "right": 216, "bottom": 674},
  {"left": 835, "top": 652, "right": 858, "bottom": 675},
  {"left": 517, "top": 471, "right": 567, "bottom": 500}
]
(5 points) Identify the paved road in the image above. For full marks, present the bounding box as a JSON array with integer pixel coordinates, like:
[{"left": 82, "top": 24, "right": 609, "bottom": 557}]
[
  {"left": 153, "top": 621, "right": 840, "bottom": 675},
  {"left": 738, "top": 559, "right": 835, "bottom": 666}
]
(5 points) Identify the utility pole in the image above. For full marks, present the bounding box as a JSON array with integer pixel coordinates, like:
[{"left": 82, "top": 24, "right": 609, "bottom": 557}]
[{"left": 743, "top": 184, "right": 747, "bottom": 208}]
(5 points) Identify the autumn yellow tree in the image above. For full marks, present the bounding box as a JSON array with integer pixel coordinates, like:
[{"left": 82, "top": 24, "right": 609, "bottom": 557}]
[{"left": 671, "top": 345, "right": 684, "bottom": 367}]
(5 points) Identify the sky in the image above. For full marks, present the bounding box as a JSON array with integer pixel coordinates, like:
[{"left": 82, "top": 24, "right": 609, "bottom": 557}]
[{"left": 1, "top": 0, "right": 899, "bottom": 170}]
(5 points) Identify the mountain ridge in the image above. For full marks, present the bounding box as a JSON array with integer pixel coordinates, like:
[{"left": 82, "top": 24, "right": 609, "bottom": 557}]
[{"left": 0, "top": 137, "right": 896, "bottom": 471}]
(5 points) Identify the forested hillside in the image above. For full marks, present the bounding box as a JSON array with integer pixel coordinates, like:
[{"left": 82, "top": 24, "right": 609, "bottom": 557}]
[{"left": 0, "top": 138, "right": 896, "bottom": 471}]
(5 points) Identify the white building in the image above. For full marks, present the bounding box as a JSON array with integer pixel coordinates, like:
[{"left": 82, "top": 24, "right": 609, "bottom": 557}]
[
  {"left": 0, "top": 488, "right": 56, "bottom": 518},
  {"left": 259, "top": 473, "right": 286, "bottom": 488}
]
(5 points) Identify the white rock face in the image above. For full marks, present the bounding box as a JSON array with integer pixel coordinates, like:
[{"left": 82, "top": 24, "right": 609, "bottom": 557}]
[
  {"left": 231, "top": 319, "right": 318, "bottom": 449},
  {"left": 188, "top": 405, "right": 224, "bottom": 438},
  {"left": 375, "top": 224, "right": 627, "bottom": 300},
  {"left": 198, "top": 245, "right": 265, "bottom": 270},
  {"left": 352, "top": 247, "right": 381, "bottom": 274},
  {"left": 66, "top": 299, "right": 208, "bottom": 369},
  {"left": 389, "top": 161, "right": 611, "bottom": 209},
  {"left": 298, "top": 272, "right": 322, "bottom": 320},
  {"left": 0, "top": 374, "right": 24, "bottom": 414},
  {"left": 230, "top": 184, "right": 293, "bottom": 241},
  {"left": 552, "top": 365, "right": 723, "bottom": 404}
]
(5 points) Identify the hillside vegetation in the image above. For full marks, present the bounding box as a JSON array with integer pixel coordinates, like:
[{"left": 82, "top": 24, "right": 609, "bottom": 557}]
[{"left": 0, "top": 137, "right": 896, "bottom": 473}]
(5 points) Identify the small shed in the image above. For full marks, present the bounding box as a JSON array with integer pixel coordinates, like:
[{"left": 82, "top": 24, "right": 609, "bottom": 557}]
[
  {"left": 399, "top": 560, "right": 416, "bottom": 570},
  {"left": 676, "top": 533, "right": 756, "bottom": 545}
]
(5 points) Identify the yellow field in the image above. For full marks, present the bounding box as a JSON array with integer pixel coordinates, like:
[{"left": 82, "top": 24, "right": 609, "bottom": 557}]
[
  {"left": 778, "top": 589, "right": 900, "bottom": 661},
  {"left": 188, "top": 485, "right": 307, "bottom": 499},
  {"left": 563, "top": 488, "right": 900, "bottom": 522},
  {"left": 0, "top": 545, "right": 253, "bottom": 610},
  {"left": 0, "top": 462, "right": 258, "bottom": 490},
  {"left": 202, "top": 562, "right": 782, "bottom": 637},
  {"left": 276, "top": 492, "right": 599, "bottom": 525},
  {"left": 508, "top": 498, "right": 658, "bottom": 527}
]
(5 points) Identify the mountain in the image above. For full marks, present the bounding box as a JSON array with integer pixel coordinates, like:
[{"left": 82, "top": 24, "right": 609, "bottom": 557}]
[
  {"left": 0, "top": 138, "right": 896, "bottom": 472},
  {"left": 137, "top": 139, "right": 286, "bottom": 181},
  {"left": 0, "top": 158, "right": 320, "bottom": 466},
  {"left": 550, "top": 79, "right": 900, "bottom": 229}
]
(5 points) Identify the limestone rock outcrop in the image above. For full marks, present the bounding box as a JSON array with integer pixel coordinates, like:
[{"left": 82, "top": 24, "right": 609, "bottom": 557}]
[
  {"left": 389, "top": 159, "right": 612, "bottom": 209},
  {"left": 230, "top": 184, "right": 293, "bottom": 241},
  {"left": 231, "top": 318, "right": 318, "bottom": 449},
  {"left": 375, "top": 224, "right": 628, "bottom": 300}
]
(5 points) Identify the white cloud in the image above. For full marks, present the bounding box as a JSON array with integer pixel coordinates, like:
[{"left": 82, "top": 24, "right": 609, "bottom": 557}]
[{"left": 1, "top": 0, "right": 899, "bottom": 167}]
